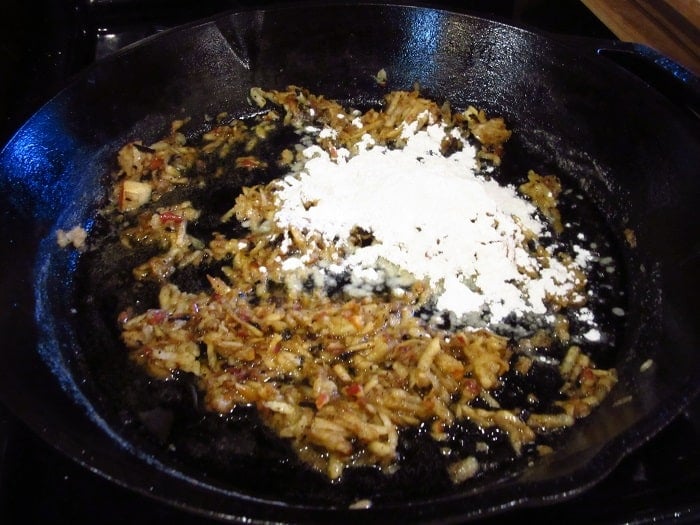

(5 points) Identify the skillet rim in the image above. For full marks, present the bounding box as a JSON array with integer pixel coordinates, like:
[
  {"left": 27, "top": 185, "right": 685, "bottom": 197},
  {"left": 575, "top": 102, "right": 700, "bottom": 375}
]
[{"left": 0, "top": 2, "right": 698, "bottom": 523}]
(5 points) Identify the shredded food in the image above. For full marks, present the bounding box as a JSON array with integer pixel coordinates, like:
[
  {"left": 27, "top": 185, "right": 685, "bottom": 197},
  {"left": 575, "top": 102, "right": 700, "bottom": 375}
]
[{"left": 104, "top": 86, "right": 617, "bottom": 481}]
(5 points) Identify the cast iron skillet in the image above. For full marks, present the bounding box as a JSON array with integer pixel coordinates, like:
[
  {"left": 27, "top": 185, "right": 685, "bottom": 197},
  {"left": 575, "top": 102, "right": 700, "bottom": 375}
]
[{"left": 0, "top": 3, "right": 699, "bottom": 523}]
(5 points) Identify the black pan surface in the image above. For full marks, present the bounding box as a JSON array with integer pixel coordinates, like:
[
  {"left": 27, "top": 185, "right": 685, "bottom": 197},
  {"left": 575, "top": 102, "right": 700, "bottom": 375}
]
[{"left": 0, "top": 3, "right": 698, "bottom": 523}]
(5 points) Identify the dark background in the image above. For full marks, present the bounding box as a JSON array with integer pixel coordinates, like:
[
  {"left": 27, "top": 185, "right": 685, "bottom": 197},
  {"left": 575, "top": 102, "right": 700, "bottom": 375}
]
[
  {"left": 0, "top": 0, "right": 620, "bottom": 146},
  {"left": 0, "top": 1, "right": 698, "bottom": 524}
]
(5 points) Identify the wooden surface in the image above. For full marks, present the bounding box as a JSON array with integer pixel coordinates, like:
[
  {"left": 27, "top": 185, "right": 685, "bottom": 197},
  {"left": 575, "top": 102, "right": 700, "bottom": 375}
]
[{"left": 581, "top": 0, "right": 700, "bottom": 75}]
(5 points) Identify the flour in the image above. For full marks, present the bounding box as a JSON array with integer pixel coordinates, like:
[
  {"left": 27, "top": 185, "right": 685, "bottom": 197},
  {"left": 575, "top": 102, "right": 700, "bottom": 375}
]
[{"left": 271, "top": 121, "right": 592, "bottom": 326}]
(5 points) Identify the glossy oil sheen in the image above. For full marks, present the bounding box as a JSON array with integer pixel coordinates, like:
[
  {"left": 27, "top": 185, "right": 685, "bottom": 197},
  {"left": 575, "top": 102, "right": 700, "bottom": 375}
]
[{"left": 0, "top": 4, "right": 698, "bottom": 523}]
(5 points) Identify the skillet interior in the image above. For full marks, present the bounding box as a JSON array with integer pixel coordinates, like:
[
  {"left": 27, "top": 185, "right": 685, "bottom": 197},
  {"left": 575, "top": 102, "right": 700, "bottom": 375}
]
[{"left": 0, "top": 4, "right": 698, "bottom": 523}]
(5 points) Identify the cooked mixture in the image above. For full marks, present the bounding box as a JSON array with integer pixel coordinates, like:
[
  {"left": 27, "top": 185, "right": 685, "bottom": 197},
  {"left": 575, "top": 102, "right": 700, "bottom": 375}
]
[{"left": 102, "top": 87, "right": 618, "bottom": 482}]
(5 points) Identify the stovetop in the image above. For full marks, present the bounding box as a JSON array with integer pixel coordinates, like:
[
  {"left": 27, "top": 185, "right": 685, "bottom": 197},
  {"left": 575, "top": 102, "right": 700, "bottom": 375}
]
[{"left": 1, "top": 1, "right": 699, "bottom": 523}]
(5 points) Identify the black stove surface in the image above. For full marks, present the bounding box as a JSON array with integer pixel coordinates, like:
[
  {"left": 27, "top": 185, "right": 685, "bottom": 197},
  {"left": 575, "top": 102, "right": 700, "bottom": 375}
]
[{"left": 1, "top": 1, "right": 699, "bottom": 523}]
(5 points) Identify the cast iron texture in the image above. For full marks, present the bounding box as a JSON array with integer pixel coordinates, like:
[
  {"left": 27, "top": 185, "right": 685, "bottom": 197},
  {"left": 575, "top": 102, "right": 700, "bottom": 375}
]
[{"left": 0, "top": 3, "right": 698, "bottom": 523}]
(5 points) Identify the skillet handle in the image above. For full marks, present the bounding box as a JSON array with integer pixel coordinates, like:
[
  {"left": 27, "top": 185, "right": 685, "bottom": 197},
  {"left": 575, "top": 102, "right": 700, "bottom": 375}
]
[{"left": 554, "top": 35, "right": 699, "bottom": 118}]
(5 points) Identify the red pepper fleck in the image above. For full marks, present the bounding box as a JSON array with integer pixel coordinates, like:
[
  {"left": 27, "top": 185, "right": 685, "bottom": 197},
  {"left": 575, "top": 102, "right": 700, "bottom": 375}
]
[
  {"left": 117, "top": 310, "right": 131, "bottom": 324},
  {"left": 345, "top": 383, "right": 363, "bottom": 397},
  {"left": 235, "top": 156, "right": 267, "bottom": 169},
  {"left": 235, "top": 308, "right": 251, "bottom": 322},
  {"left": 581, "top": 367, "right": 595, "bottom": 384},
  {"left": 159, "top": 211, "right": 183, "bottom": 224},
  {"left": 315, "top": 392, "right": 330, "bottom": 409},
  {"left": 149, "top": 157, "right": 165, "bottom": 170},
  {"left": 224, "top": 366, "right": 251, "bottom": 381},
  {"left": 463, "top": 378, "right": 480, "bottom": 396},
  {"left": 146, "top": 309, "right": 168, "bottom": 325}
]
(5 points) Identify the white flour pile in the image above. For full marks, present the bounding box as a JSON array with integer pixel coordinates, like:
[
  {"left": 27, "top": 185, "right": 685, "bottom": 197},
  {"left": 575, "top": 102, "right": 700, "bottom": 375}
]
[{"left": 272, "top": 121, "right": 590, "bottom": 326}]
